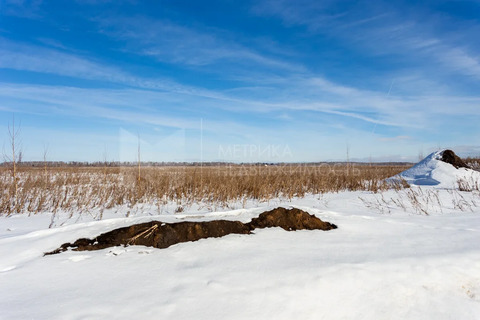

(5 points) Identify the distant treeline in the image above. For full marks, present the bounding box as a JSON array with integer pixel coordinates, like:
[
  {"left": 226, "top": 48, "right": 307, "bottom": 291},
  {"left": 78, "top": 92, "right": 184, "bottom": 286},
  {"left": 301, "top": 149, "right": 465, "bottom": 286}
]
[{"left": 1, "top": 160, "right": 414, "bottom": 168}]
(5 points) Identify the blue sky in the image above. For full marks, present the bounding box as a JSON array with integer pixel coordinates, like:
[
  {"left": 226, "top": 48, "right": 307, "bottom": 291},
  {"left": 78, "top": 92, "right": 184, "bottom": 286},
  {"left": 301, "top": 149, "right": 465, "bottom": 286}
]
[{"left": 1, "top": 0, "right": 480, "bottom": 162}]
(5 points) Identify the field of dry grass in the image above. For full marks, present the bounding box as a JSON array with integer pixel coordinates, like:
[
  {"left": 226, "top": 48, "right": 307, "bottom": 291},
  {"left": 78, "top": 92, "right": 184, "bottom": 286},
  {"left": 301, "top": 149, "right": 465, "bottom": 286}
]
[{"left": 0, "top": 163, "right": 412, "bottom": 215}]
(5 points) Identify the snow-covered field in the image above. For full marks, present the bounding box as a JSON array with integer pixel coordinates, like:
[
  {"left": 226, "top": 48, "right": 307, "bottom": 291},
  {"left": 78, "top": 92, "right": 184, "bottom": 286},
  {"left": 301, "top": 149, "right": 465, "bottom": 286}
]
[{"left": 1, "top": 152, "right": 480, "bottom": 319}]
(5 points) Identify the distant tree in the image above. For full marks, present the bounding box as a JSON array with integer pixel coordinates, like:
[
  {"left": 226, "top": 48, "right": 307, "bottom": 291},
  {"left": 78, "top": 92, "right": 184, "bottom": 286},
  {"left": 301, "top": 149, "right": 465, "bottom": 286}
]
[
  {"left": 3, "top": 116, "right": 22, "bottom": 202},
  {"left": 418, "top": 149, "right": 424, "bottom": 161}
]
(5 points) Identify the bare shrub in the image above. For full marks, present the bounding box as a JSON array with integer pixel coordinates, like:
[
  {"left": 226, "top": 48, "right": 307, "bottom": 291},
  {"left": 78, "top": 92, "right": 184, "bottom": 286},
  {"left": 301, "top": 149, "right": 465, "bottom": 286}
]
[{"left": 2, "top": 117, "right": 22, "bottom": 213}]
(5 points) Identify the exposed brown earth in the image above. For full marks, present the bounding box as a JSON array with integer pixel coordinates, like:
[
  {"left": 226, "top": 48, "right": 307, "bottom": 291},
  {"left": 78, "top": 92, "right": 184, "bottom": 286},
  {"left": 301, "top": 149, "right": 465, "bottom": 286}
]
[
  {"left": 45, "top": 207, "right": 337, "bottom": 255},
  {"left": 247, "top": 207, "right": 336, "bottom": 231},
  {"left": 440, "top": 150, "right": 470, "bottom": 169}
]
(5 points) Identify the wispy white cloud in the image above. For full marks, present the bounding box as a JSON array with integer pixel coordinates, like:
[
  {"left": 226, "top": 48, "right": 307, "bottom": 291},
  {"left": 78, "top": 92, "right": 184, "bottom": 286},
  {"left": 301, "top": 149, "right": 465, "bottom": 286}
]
[
  {"left": 95, "top": 15, "right": 304, "bottom": 72},
  {"left": 433, "top": 46, "right": 480, "bottom": 79},
  {"left": 251, "top": 0, "right": 480, "bottom": 80},
  {"left": 0, "top": 38, "right": 133, "bottom": 82},
  {"left": 0, "top": 83, "right": 350, "bottom": 162},
  {"left": 3, "top": 71, "right": 480, "bottom": 136},
  {"left": 0, "top": 38, "right": 235, "bottom": 100},
  {"left": 251, "top": 0, "right": 346, "bottom": 30},
  {"left": 1, "top": 0, "right": 43, "bottom": 19},
  {"left": 0, "top": 84, "right": 200, "bottom": 129},
  {"left": 2, "top": 36, "right": 480, "bottom": 137},
  {"left": 0, "top": 83, "right": 294, "bottom": 143},
  {"left": 36, "top": 37, "right": 69, "bottom": 50},
  {"left": 3, "top": 81, "right": 478, "bottom": 162}
]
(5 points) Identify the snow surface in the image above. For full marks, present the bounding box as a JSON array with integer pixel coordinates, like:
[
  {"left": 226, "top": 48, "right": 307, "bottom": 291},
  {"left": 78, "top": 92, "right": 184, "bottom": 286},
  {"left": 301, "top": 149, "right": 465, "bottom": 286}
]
[
  {"left": 388, "top": 150, "right": 480, "bottom": 188},
  {"left": 1, "top": 155, "right": 480, "bottom": 319}
]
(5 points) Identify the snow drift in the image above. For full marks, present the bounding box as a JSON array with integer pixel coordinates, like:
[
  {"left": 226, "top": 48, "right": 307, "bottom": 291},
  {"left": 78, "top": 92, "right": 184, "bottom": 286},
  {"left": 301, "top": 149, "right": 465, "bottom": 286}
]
[{"left": 389, "top": 149, "right": 480, "bottom": 188}]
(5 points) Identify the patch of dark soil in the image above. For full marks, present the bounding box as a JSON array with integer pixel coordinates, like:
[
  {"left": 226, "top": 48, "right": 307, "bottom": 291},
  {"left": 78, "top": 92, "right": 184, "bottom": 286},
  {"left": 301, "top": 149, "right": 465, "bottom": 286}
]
[
  {"left": 440, "top": 150, "right": 470, "bottom": 169},
  {"left": 46, "top": 220, "right": 251, "bottom": 254},
  {"left": 247, "top": 207, "right": 337, "bottom": 231},
  {"left": 45, "top": 208, "right": 337, "bottom": 255}
]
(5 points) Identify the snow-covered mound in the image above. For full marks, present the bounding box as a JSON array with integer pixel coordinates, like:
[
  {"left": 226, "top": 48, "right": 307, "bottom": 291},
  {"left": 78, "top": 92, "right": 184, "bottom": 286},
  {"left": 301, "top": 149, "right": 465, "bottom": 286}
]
[{"left": 389, "top": 150, "right": 480, "bottom": 188}]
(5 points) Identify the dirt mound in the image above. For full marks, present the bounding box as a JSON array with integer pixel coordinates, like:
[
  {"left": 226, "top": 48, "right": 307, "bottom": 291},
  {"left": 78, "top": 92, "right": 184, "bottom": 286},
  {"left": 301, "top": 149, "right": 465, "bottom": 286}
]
[
  {"left": 440, "top": 150, "right": 470, "bottom": 169},
  {"left": 247, "top": 207, "right": 336, "bottom": 231},
  {"left": 45, "top": 208, "right": 337, "bottom": 255}
]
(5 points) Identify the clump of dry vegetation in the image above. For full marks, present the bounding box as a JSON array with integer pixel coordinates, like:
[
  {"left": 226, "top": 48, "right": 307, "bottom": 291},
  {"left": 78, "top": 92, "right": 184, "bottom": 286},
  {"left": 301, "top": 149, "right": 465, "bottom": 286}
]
[
  {"left": 0, "top": 163, "right": 410, "bottom": 216},
  {"left": 360, "top": 187, "right": 444, "bottom": 215},
  {"left": 465, "top": 157, "right": 480, "bottom": 170},
  {"left": 457, "top": 177, "right": 480, "bottom": 192}
]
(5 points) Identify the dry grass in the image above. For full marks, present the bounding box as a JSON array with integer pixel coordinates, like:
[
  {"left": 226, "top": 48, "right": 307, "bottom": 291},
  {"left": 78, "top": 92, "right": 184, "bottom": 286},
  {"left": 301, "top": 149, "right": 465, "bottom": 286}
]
[
  {"left": 466, "top": 157, "right": 480, "bottom": 170},
  {"left": 458, "top": 177, "right": 480, "bottom": 192},
  {"left": 0, "top": 163, "right": 410, "bottom": 215}
]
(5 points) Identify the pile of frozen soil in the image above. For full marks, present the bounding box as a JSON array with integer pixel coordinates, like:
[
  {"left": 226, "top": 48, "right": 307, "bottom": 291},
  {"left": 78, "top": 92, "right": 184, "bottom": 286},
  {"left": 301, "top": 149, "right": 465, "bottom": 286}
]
[{"left": 46, "top": 207, "right": 337, "bottom": 254}]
